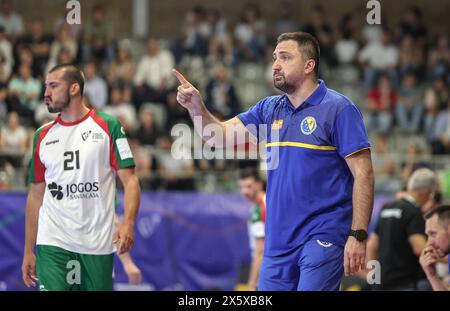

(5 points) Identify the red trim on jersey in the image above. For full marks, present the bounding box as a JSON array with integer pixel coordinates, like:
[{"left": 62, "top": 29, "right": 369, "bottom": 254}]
[
  {"left": 90, "top": 111, "right": 120, "bottom": 171},
  {"left": 56, "top": 108, "right": 93, "bottom": 126},
  {"left": 33, "top": 121, "right": 57, "bottom": 183},
  {"left": 257, "top": 193, "right": 266, "bottom": 223}
]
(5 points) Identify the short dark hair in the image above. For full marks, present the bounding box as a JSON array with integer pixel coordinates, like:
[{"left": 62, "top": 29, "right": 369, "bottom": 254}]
[
  {"left": 425, "top": 205, "right": 450, "bottom": 226},
  {"left": 49, "top": 64, "right": 85, "bottom": 95},
  {"left": 277, "top": 32, "right": 320, "bottom": 76},
  {"left": 238, "top": 168, "right": 262, "bottom": 182}
]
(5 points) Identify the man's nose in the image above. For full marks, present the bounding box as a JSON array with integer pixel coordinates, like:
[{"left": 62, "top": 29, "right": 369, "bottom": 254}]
[{"left": 272, "top": 61, "right": 280, "bottom": 70}]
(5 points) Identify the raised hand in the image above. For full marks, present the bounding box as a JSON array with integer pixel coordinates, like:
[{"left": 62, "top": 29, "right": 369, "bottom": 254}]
[{"left": 172, "top": 69, "right": 204, "bottom": 112}]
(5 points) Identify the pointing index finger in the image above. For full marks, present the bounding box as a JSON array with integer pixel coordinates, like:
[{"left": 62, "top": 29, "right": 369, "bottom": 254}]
[{"left": 172, "top": 69, "right": 190, "bottom": 87}]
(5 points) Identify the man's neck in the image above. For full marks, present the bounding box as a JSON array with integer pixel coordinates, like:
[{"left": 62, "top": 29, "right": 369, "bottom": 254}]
[
  {"left": 286, "top": 78, "right": 319, "bottom": 108},
  {"left": 60, "top": 101, "right": 90, "bottom": 123}
]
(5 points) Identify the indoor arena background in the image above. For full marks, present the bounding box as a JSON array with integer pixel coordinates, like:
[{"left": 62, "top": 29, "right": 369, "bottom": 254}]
[{"left": 0, "top": 0, "right": 449, "bottom": 290}]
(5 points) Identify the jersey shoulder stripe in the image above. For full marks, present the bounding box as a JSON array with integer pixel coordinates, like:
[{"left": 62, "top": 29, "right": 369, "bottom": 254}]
[
  {"left": 28, "top": 120, "right": 57, "bottom": 183},
  {"left": 90, "top": 110, "right": 135, "bottom": 170}
]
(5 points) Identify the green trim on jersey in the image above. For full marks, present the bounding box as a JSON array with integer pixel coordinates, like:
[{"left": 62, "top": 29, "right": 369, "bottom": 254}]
[
  {"left": 96, "top": 111, "right": 135, "bottom": 169},
  {"left": 28, "top": 121, "right": 53, "bottom": 184},
  {"left": 251, "top": 204, "right": 263, "bottom": 224}
]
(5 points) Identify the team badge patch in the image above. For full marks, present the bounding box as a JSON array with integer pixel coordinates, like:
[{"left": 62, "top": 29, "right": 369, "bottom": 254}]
[{"left": 301, "top": 116, "right": 317, "bottom": 135}]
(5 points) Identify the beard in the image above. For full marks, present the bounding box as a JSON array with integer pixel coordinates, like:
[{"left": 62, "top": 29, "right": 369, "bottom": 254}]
[
  {"left": 46, "top": 90, "right": 70, "bottom": 113},
  {"left": 273, "top": 75, "right": 296, "bottom": 94}
]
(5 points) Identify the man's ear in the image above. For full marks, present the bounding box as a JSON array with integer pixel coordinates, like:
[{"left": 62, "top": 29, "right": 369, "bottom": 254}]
[
  {"left": 70, "top": 83, "right": 80, "bottom": 96},
  {"left": 304, "top": 59, "right": 316, "bottom": 75}
]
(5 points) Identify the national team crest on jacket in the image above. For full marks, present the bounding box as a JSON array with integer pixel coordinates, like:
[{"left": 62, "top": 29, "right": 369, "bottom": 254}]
[{"left": 300, "top": 116, "right": 317, "bottom": 135}]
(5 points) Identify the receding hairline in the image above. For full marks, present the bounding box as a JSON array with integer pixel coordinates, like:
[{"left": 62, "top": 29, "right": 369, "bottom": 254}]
[
  {"left": 47, "top": 64, "right": 85, "bottom": 95},
  {"left": 424, "top": 205, "right": 450, "bottom": 227}
]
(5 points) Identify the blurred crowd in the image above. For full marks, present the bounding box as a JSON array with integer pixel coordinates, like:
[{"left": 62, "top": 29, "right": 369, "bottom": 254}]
[{"left": 0, "top": 1, "right": 449, "bottom": 193}]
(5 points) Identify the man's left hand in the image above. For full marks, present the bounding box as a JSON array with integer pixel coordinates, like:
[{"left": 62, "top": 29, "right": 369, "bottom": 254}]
[
  {"left": 344, "top": 236, "right": 366, "bottom": 277},
  {"left": 114, "top": 223, "right": 135, "bottom": 255}
]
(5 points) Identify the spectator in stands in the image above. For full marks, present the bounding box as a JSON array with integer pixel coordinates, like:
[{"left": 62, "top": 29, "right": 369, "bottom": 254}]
[
  {"left": 420, "top": 205, "right": 450, "bottom": 291},
  {"left": 0, "top": 26, "right": 13, "bottom": 73},
  {"left": 206, "top": 9, "right": 230, "bottom": 48},
  {"left": 398, "top": 35, "right": 425, "bottom": 80},
  {"left": 179, "top": 6, "right": 210, "bottom": 59},
  {"left": 107, "top": 42, "right": 135, "bottom": 85},
  {"left": 7, "top": 63, "right": 41, "bottom": 125},
  {"left": 400, "top": 143, "right": 430, "bottom": 185},
  {"left": 0, "top": 82, "right": 6, "bottom": 124},
  {"left": 272, "top": 2, "right": 300, "bottom": 38},
  {"left": 15, "top": 46, "right": 40, "bottom": 78},
  {"left": 128, "top": 137, "right": 155, "bottom": 190},
  {"left": 82, "top": 3, "right": 114, "bottom": 63},
  {"left": 371, "top": 134, "right": 401, "bottom": 194},
  {"left": 397, "top": 6, "right": 427, "bottom": 45},
  {"left": 427, "top": 34, "right": 450, "bottom": 80},
  {"left": 395, "top": 71, "right": 424, "bottom": 133},
  {"left": 205, "top": 65, "right": 241, "bottom": 120},
  {"left": 358, "top": 28, "right": 399, "bottom": 93},
  {"left": 429, "top": 97, "right": 450, "bottom": 154},
  {"left": 0, "top": 51, "right": 11, "bottom": 83},
  {"left": 164, "top": 90, "right": 191, "bottom": 131},
  {"left": 234, "top": 3, "right": 266, "bottom": 61},
  {"left": 19, "top": 18, "right": 52, "bottom": 77},
  {"left": 0, "top": 0, "right": 23, "bottom": 43},
  {"left": 423, "top": 88, "right": 442, "bottom": 153},
  {"left": 334, "top": 13, "right": 359, "bottom": 67},
  {"left": 303, "top": 4, "right": 336, "bottom": 73},
  {"left": 366, "top": 74, "right": 397, "bottom": 135},
  {"left": 430, "top": 76, "right": 449, "bottom": 111},
  {"left": 46, "top": 25, "right": 78, "bottom": 73},
  {"left": 205, "top": 9, "right": 234, "bottom": 70},
  {"left": 133, "top": 38, "right": 175, "bottom": 107},
  {"left": 0, "top": 111, "right": 29, "bottom": 167},
  {"left": 132, "top": 105, "right": 162, "bottom": 147},
  {"left": 83, "top": 60, "right": 107, "bottom": 109},
  {"left": 155, "top": 135, "right": 195, "bottom": 191},
  {"left": 103, "top": 83, "right": 136, "bottom": 132},
  {"left": 367, "top": 168, "right": 436, "bottom": 290}
]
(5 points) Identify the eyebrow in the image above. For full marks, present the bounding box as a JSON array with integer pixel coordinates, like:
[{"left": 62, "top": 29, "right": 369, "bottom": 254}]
[
  {"left": 45, "top": 81, "right": 59, "bottom": 87},
  {"left": 273, "top": 51, "right": 291, "bottom": 58}
]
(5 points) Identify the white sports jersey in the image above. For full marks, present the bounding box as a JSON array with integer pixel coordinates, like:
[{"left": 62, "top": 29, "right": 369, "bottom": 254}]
[{"left": 29, "top": 109, "right": 135, "bottom": 254}]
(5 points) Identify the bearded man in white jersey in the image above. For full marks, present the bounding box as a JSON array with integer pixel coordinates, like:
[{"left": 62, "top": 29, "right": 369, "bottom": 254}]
[{"left": 21, "top": 64, "right": 141, "bottom": 291}]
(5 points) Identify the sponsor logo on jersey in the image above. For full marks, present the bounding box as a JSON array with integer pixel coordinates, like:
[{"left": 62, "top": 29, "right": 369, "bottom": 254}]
[
  {"left": 271, "top": 120, "right": 284, "bottom": 130},
  {"left": 45, "top": 139, "right": 60, "bottom": 146},
  {"left": 48, "top": 181, "right": 100, "bottom": 200},
  {"left": 48, "top": 182, "right": 63, "bottom": 200},
  {"left": 81, "top": 130, "right": 91, "bottom": 141},
  {"left": 92, "top": 133, "right": 104, "bottom": 140}
]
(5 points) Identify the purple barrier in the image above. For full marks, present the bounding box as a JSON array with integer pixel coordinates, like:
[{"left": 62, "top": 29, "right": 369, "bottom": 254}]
[
  {"left": 0, "top": 191, "right": 393, "bottom": 291},
  {"left": 0, "top": 191, "right": 252, "bottom": 291}
]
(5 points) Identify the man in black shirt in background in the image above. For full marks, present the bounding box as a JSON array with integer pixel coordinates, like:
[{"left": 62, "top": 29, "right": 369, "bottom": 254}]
[{"left": 367, "top": 168, "right": 437, "bottom": 290}]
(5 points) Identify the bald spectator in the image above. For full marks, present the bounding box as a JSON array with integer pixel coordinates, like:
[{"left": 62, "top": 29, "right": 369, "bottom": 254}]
[{"left": 367, "top": 168, "right": 436, "bottom": 290}]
